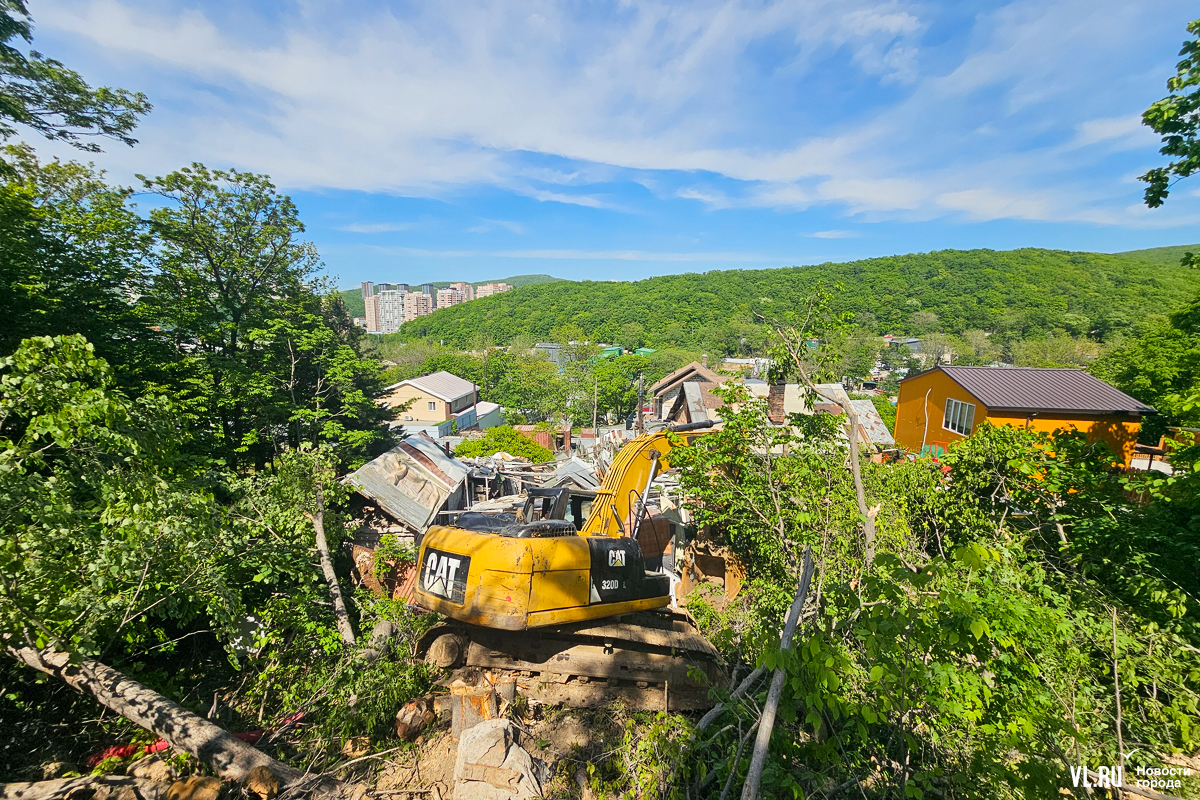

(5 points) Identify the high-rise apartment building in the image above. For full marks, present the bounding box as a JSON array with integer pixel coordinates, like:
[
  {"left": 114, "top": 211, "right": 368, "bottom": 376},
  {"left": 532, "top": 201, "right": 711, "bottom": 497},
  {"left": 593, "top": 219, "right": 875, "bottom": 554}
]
[
  {"left": 418, "top": 283, "right": 439, "bottom": 308},
  {"left": 404, "top": 292, "right": 434, "bottom": 322},
  {"left": 436, "top": 288, "right": 465, "bottom": 309},
  {"left": 376, "top": 289, "right": 407, "bottom": 333},
  {"left": 449, "top": 282, "right": 475, "bottom": 301},
  {"left": 360, "top": 281, "right": 374, "bottom": 299},
  {"left": 365, "top": 294, "right": 381, "bottom": 332},
  {"left": 476, "top": 282, "right": 513, "bottom": 298}
]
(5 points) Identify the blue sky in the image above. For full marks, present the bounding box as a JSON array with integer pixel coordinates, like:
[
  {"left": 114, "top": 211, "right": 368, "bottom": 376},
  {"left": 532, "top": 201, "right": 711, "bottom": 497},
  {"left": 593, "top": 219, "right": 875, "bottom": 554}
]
[{"left": 27, "top": 0, "right": 1200, "bottom": 287}]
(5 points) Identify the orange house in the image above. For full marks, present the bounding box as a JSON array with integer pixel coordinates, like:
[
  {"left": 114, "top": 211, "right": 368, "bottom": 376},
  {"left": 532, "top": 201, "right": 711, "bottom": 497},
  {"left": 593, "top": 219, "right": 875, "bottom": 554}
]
[{"left": 894, "top": 366, "right": 1155, "bottom": 465}]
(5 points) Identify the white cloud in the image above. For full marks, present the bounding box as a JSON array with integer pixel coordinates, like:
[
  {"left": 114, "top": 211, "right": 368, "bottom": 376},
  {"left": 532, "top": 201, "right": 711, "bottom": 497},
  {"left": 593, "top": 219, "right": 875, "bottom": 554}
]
[
  {"left": 360, "top": 245, "right": 778, "bottom": 262},
  {"left": 466, "top": 219, "right": 526, "bottom": 234},
  {"left": 29, "top": 0, "right": 1200, "bottom": 230},
  {"left": 1073, "top": 114, "right": 1149, "bottom": 148},
  {"left": 809, "top": 230, "right": 860, "bottom": 238},
  {"left": 339, "top": 221, "right": 418, "bottom": 233}
]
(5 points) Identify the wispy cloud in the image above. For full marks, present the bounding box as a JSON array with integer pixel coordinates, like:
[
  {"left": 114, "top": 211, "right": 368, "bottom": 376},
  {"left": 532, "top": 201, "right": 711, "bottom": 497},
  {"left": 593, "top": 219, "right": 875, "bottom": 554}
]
[
  {"left": 338, "top": 221, "right": 418, "bottom": 233},
  {"left": 32, "top": 0, "right": 1200, "bottom": 232},
  {"left": 466, "top": 219, "right": 526, "bottom": 234},
  {"left": 809, "top": 230, "right": 861, "bottom": 239},
  {"left": 359, "top": 245, "right": 778, "bottom": 262}
]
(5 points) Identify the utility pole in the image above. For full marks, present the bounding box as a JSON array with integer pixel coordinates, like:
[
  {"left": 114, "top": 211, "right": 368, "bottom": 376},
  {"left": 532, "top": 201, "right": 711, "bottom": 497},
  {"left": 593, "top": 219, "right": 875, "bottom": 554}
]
[{"left": 636, "top": 374, "right": 645, "bottom": 434}]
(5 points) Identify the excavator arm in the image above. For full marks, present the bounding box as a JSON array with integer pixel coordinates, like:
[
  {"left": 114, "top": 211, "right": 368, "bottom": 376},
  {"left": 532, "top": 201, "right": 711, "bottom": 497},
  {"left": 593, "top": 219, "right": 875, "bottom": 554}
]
[{"left": 580, "top": 420, "right": 713, "bottom": 538}]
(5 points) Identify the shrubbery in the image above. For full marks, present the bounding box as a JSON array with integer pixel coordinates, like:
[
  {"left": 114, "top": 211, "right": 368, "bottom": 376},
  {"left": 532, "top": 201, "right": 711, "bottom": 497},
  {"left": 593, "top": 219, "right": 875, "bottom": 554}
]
[{"left": 454, "top": 424, "right": 555, "bottom": 462}]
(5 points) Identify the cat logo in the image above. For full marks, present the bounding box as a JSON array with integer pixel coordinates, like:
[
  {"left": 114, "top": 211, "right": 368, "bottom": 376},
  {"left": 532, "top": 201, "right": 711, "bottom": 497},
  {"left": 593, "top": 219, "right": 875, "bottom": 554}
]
[
  {"left": 608, "top": 549, "right": 626, "bottom": 567},
  {"left": 421, "top": 548, "right": 471, "bottom": 604}
]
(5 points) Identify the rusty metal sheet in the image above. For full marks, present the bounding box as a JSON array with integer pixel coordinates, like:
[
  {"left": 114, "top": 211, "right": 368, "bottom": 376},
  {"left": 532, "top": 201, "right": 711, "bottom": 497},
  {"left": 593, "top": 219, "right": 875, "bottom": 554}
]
[
  {"left": 345, "top": 435, "right": 468, "bottom": 531},
  {"left": 849, "top": 399, "right": 895, "bottom": 446}
]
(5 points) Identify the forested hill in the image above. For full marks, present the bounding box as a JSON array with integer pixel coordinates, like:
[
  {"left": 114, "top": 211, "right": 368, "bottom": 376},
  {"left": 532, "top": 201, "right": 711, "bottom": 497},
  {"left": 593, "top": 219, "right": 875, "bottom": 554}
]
[
  {"left": 384, "top": 247, "right": 1197, "bottom": 354},
  {"left": 336, "top": 274, "right": 563, "bottom": 318}
]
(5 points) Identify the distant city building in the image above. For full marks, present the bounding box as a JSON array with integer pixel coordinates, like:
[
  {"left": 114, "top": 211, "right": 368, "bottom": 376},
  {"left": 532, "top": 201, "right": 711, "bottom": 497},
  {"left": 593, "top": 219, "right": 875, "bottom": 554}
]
[
  {"left": 420, "top": 283, "right": 439, "bottom": 307},
  {"left": 365, "top": 295, "right": 381, "bottom": 332},
  {"left": 360, "top": 281, "right": 374, "bottom": 299},
  {"left": 437, "top": 287, "right": 466, "bottom": 309},
  {"left": 377, "top": 289, "right": 407, "bottom": 333},
  {"left": 476, "top": 282, "right": 513, "bottom": 298},
  {"left": 449, "top": 281, "right": 475, "bottom": 301},
  {"left": 353, "top": 317, "right": 367, "bottom": 330},
  {"left": 404, "top": 292, "right": 434, "bottom": 322}
]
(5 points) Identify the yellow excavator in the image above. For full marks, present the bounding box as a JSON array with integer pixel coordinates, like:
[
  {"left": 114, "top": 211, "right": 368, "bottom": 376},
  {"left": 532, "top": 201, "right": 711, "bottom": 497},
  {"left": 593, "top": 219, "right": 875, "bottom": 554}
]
[{"left": 413, "top": 421, "right": 723, "bottom": 710}]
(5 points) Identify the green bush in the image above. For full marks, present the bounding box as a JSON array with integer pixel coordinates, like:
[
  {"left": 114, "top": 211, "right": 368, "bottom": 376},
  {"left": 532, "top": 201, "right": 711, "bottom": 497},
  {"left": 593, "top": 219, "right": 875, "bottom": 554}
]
[{"left": 454, "top": 425, "right": 554, "bottom": 462}]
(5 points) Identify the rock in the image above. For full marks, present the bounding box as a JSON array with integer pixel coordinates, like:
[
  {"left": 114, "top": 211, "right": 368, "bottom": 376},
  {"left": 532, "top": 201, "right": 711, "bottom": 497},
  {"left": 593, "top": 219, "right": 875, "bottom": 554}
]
[
  {"left": 453, "top": 719, "right": 541, "bottom": 800},
  {"left": 109, "top": 786, "right": 139, "bottom": 800},
  {"left": 341, "top": 736, "right": 372, "bottom": 758},
  {"left": 41, "top": 761, "right": 78, "bottom": 780},
  {"left": 244, "top": 766, "right": 280, "bottom": 800},
  {"left": 165, "top": 776, "right": 223, "bottom": 800},
  {"left": 129, "top": 755, "right": 179, "bottom": 784}
]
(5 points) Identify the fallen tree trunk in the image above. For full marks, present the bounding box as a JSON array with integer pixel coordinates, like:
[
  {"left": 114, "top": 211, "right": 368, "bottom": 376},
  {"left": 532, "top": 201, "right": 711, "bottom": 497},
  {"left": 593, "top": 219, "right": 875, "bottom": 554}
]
[
  {"left": 740, "top": 546, "right": 815, "bottom": 800},
  {"left": 312, "top": 485, "right": 356, "bottom": 647},
  {"left": 6, "top": 644, "right": 353, "bottom": 798},
  {"left": 1, "top": 776, "right": 169, "bottom": 800}
]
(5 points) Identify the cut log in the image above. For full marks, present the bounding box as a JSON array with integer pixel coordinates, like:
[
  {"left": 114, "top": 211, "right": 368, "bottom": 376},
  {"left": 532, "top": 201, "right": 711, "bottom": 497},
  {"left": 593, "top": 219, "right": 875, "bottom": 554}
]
[{"left": 5, "top": 645, "right": 353, "bottom": 799}]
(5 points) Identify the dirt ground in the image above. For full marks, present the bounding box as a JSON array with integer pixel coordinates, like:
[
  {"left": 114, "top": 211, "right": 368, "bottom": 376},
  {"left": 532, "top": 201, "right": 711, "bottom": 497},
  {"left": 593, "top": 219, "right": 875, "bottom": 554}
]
[{"left": 373, "top": 702, "right": 613, "bottom": 799}]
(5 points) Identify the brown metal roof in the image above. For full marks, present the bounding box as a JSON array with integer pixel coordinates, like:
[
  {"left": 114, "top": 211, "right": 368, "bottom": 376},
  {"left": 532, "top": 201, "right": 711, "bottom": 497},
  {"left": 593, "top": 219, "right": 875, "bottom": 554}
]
[
  {"left": 907, "top": 366, "right": 1155, "bottom": 416},
  {"left": 648, "top": 361, "right": 727, "bottom": 396}
]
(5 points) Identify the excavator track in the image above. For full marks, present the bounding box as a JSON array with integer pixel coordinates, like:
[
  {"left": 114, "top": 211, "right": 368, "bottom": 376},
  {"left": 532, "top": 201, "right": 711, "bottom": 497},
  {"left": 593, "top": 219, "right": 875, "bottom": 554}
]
[{"left": 416, "top": 610, "right": 726, "bottom": 711}]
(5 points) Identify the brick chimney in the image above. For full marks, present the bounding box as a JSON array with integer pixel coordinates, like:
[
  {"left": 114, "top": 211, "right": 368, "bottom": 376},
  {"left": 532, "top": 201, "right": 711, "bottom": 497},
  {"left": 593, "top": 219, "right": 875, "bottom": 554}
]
[{"left": 767, "top": 383, "right": 786, "bottom": 425}]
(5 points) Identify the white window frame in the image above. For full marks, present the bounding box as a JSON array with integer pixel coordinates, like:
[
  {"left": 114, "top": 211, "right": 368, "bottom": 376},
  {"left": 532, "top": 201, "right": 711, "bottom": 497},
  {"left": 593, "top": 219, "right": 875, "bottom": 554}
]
[
  {"left": 427, "top": 400, "right": 438, "bottom": 412},
  {"left": 943, "top": 398, "right": 975, "bottom": 436}
]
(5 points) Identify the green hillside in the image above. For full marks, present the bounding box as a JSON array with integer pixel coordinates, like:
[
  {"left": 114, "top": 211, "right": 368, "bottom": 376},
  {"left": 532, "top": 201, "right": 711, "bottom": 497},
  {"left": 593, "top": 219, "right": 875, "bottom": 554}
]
[
  {"left": 1113, "top": 243, "right": 1200, "bottom": 267},
  {"left": 337, "top": 274, "right": 565, "bottom": 319},
  {"left": 337, "top": 288, "right": 366, "bottom": 318},
  {"left": 385, "top": 248, "right": 1197, "bottom": 355}
]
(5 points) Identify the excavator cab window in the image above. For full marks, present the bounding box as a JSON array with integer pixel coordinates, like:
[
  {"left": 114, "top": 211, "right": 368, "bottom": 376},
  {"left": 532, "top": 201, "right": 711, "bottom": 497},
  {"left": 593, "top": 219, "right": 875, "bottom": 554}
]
[
  {"left": 521, "top": 487, "right": 571, "bottom": 522},
  {"left": 566, "top": 491, "right": 596, "bottom": 531}
]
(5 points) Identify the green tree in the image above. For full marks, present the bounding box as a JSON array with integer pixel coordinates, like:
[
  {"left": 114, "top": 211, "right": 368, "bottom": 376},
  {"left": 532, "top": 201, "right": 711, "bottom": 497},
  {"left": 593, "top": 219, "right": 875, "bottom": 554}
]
[
  {"left": 0, "top": 149, "right": 168, "bottom": 385},
  {"left": 0, "top": 336, "right": 237, "bottom": 656},
  {"left": 1140, "top": 18, "right": 1200, "bottom": 208},
  {"left": 0, "top": 1, "right": 149, "bottom": 165},
  {"left": 141, "top": 165, "right": 388, "bottom": 469}
]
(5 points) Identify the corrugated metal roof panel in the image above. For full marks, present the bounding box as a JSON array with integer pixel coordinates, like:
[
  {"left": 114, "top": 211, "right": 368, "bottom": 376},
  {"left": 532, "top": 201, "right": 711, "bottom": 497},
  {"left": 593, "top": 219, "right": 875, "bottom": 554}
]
[
  {"left": 402, "top": 433, "right": 470, "bottom": 485},
  {"left": 849, "top": 399, "right": 895, "bottom": 446},
  {"left": 927, "top": 366, "right": 1155, "bottom": 415},
  {"left": 344, "top": 435, "right": 469, "bottom": 531}
]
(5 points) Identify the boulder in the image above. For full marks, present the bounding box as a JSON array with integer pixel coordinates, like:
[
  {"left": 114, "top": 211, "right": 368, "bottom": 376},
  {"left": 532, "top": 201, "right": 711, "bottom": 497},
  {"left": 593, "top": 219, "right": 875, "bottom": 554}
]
[
  {"left": 128, "top": 756, "right": 178, "bottom": 784},
  {"left": 453, "top": 719, "right": 541, "bottom": 800},
  {"left": 165, "top": 777, "right": 222, "bottom": 800}
]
